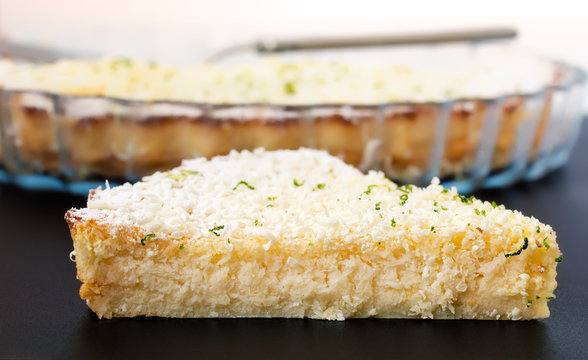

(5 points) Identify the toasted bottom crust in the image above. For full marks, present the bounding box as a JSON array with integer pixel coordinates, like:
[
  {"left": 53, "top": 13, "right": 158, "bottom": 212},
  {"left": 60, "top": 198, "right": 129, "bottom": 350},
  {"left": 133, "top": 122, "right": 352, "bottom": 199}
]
[{"left": 67, "top": 210, "right": 559, "bottom": 321}]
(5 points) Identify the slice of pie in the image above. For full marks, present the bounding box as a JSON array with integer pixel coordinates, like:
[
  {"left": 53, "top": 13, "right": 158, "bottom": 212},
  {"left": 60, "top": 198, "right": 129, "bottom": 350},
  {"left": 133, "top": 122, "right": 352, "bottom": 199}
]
[{"left": 66, "top": 148, "right": 561, "bottom": 320}]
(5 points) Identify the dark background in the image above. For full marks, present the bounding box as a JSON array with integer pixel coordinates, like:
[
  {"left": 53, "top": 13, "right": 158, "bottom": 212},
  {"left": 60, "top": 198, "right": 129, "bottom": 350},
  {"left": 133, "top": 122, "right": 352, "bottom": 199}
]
[{"left": 1, "top": 127, "right": 587, "bottom": 360}]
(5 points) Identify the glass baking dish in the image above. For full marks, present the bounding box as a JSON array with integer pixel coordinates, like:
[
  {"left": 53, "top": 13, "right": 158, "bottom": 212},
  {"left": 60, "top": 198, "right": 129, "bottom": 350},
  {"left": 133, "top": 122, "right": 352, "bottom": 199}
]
[{"left": 0, "top": 59, "right": 584, "bottom": 195}]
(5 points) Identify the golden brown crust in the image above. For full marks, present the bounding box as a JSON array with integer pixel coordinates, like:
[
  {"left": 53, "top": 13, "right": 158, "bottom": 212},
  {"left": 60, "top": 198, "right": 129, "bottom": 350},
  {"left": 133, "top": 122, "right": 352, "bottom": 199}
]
[
  {"left": 66, "top": 206, "right": 560, "bottom": 320},
  {"left": 8, "top": 97, "right": 534, "bottom": 179}
]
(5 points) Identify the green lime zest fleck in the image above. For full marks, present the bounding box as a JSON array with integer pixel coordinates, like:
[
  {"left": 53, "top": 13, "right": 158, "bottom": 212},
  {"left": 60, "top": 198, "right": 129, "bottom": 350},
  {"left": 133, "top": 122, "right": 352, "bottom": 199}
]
[
  {"left": 363, "top": 184, "right": 391, "bottom": 195},
  {"left": 398, "top": 185, "right": 413, "bottom": 194},
  {"left": 505, "top": 237, "right": 528, "bottom": 258},
  {"left": 542, "top": 237, "right": 550, "bottom": 250},
  {"left": 268, "top": 196, "right": 277, "bottom": 201},
  {"left": 317, "top": 183, "right": 326, "bottom": 190},
  {"left": 491, "top": 201, "right": 499, "bottom": 208},
  {"left": 179, "top": 243, "right": 184, "bottom": 250},
  {"left": 284, "top": 81, "right": 296, "bottom": 95},
  {"left": 474, "top": 208, "right": 486, "bottom": 216},
  {"left": 555, "top": 256, "right": 563, "bottom": 263},
  {"left": 233, "top": 180, "right": 255, "bottom": 191},
  {"left": 441, "top": 189, "right": 449, "bottom": 194},
  {"left": 536, "top": 225, "right": 541, "bottom": 234},
  {"left": 293, "top": 178, "right": 305, "bottom": 187},
  {"left": 181, "top": 169, "right": 200, "bottom": 175},
  {"left": 391, "top": 218, "right": 396, "bottom": 227},
  {"left": 535, "top": 296, "right": 540, "bottom": 299},
  {"left": 526, "top": 300, "right": 532, "bottom": 308},
  {"left": 459, "top": 195, "right": 475, "bottom": 204},
  {"left": 375, "top": 201, "right": 382, "bottom": 210},
  {"left": 208, "top": 225, "right": 224, "bottom": 237},
  {"left": 140, "top": 233, "right": 155, "bottom": 246},
  {"left": 546, "top": 296, "right": 555, "bottom": 300},
  {"left": 167, "top": 169, "right": 202, "bottom": 181}
]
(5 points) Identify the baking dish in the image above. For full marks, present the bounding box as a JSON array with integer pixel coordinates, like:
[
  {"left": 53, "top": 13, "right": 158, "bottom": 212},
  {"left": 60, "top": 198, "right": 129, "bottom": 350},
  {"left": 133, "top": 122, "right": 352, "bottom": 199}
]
[{"left": 0, "top": 53, "right": 584, "bottom": 194}]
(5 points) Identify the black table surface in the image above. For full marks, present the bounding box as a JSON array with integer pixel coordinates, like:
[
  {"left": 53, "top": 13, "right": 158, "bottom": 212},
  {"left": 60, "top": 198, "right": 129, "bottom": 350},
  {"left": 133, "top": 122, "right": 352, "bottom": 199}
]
[{"left": 1, "top": 127, "right": 588, "bottom": 360}]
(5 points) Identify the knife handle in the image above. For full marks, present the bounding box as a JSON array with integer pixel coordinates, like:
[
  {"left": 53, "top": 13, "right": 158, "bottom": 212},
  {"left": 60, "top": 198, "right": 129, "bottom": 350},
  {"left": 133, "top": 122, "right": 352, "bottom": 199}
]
[{"left": 255, "top": 27, "right": 517, "bottom": 53}]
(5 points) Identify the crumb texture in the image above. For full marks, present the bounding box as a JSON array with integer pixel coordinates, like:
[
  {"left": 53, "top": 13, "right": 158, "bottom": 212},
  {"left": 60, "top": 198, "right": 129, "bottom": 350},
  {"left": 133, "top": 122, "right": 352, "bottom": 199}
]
[{"left": 67, "top": 148, "right": 560, "bottom": 320}]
